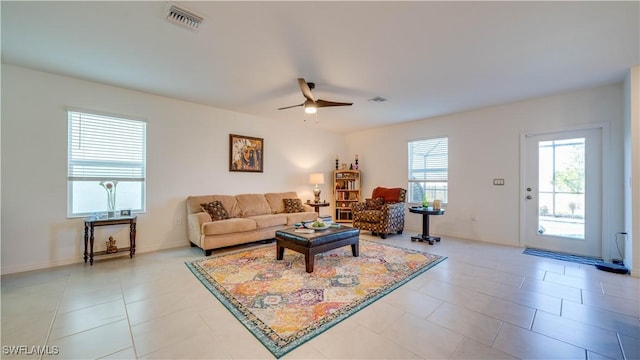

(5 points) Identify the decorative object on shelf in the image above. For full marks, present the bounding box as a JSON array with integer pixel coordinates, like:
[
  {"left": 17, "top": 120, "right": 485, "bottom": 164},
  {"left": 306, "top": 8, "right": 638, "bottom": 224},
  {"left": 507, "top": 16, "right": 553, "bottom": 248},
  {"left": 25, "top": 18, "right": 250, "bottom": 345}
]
[
  {"left": 120, "top": 209, "right": 131, "bottom": 216},
  {"left": 422, "top": 193, "right": 429, "bottom": 208},
  {"left": 432, "top": 199, "right": 441, "bottom": 210},
  {"left": 354, "top": 154, "right": 359, "bottom": 169},
  {"left": 335, "top": 155, "right": 339, "bottom": 170},
  {"left": 99, "top": 180, "right": 118, "bottom": 218},
  {"left": 340, "top": 163, "right": 347, "bottom": 170},
  {"left": 229, "top": 134, "right": 263, "bottom": 172},
  {"left": 309, "top": 173, "right": 325, "bottom": 203},
  {"left": 106, "top": 236, "right": 118, "bottom": 254}
]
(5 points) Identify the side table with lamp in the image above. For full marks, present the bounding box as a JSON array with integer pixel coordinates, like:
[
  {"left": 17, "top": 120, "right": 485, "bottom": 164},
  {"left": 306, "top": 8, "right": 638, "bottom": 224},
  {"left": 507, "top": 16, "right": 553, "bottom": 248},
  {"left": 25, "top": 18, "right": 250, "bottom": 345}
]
[
  {"left": 306, "top": 200, "right": 330, "bottom": 215},
  {"left": 308, "top": 173, "right": 330, "bottom": 217}
]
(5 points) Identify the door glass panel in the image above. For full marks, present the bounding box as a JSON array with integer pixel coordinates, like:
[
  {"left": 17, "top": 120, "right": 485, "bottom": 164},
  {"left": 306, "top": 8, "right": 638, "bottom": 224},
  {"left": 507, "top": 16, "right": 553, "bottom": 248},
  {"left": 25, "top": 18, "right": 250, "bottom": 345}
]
[{"left": 538, "top": 138, "right": 585, "bottom": 239}]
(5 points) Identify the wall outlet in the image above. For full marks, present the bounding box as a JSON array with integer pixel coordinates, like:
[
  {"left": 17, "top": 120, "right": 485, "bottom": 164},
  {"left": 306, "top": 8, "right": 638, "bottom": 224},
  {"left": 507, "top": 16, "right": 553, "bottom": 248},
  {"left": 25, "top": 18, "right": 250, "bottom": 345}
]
[{"left": 493, "top": 178, "right": 505, "bottom": 186}]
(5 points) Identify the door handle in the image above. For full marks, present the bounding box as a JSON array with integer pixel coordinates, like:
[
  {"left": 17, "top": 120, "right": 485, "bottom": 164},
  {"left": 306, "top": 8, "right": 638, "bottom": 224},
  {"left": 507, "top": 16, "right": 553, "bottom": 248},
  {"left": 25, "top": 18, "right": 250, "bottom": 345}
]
[
  {"left": 526, "top": 187, "right": 532, "bottom": 192},
  {"left": 526, "top": 195, "right": 532, "bottom": 200}
]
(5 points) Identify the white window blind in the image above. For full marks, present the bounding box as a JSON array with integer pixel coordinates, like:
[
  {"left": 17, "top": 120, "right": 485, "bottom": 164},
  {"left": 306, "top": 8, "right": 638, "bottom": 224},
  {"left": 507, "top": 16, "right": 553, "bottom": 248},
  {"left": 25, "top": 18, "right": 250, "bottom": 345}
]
[
  {"left": 408, "top": 137, "right": 448, "bottom": 204},
  {"left": 67, "top": 110, "right": 146, "bottom": 216},
  {"left": 68, "top": 111, "right": 146, "bottom": 181}
]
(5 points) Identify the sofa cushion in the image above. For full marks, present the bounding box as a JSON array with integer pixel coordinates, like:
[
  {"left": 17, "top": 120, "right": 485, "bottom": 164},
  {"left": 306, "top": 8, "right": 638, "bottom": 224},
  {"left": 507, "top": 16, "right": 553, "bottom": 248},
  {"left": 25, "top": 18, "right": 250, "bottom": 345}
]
[
  {"left": 248, "top": 214, "right": 287, "bottom": 228},
  {"left": 283, "top": 198, "right": 305, "bottom": 213},
  {"left": 365, "top": 197, "right": 385, "bottom": 210},
  {"left": 265, "top": 192, "right": 299, "bottom": 213},
  {"left": 202, "top": 218, "right": 257, "bottom": 236},
  {"left": 235, "top": 194, "right": 272, "bottom": 217},
  {"left": 201, "top": 201, "right": 229, "bottom": 221},
  {"left": 187, "top": 195, "right": 240, "bottom": 218},
  {"left": 371, "top": 187, "right": 406, "bottom": 203}
]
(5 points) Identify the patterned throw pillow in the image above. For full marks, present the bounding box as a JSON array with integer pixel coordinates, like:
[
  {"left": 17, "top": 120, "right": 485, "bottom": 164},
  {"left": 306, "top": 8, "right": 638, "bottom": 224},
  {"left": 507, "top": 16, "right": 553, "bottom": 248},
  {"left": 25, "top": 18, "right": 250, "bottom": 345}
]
[
  {"left": 201, "top": 201, "right": 230, "bottom": 221},
  {"left": 365, "top": 197, "right": 385, "bottom": 210},
  {"left": 283, "top": 198, "right": 305, "bottom": 213}
]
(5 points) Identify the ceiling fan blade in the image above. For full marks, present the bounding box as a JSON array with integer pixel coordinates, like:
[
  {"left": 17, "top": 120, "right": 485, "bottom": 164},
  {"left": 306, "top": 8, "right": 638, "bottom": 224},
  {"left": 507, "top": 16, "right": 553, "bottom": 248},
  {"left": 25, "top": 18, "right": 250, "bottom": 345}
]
[
  {"left": 316, "top": 99, "right": 353, "bottom": 108},
  {"left": 277, "top": 103, "right": 304, "bottom": 110},
  {"left": 297, "top": 78, "right": 315, "bottom": 102}
]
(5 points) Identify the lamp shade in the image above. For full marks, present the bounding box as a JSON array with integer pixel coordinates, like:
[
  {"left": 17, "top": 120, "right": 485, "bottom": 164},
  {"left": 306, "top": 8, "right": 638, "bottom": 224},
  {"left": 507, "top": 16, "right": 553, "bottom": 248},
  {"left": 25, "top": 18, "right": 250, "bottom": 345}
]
[{"left": 309, "top": 173, "right": 325, "bottom": 185}]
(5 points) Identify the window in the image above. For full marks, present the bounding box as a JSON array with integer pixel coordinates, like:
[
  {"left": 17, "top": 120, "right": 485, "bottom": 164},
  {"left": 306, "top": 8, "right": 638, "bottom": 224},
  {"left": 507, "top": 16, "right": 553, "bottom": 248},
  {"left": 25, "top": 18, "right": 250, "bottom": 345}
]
[
  {"left": 408, "top": 137, "right": 448, "bottom": 205},
  {"left": 67, "top": 110, "right": 146, "bottom": 217}
]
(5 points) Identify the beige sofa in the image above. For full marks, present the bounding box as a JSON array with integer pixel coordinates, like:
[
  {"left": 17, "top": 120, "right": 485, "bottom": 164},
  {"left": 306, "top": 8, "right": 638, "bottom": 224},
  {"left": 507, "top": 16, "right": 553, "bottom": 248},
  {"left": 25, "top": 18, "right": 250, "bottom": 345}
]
[{"left": 186, "top": 192, "right": 318, "bottom": 255}]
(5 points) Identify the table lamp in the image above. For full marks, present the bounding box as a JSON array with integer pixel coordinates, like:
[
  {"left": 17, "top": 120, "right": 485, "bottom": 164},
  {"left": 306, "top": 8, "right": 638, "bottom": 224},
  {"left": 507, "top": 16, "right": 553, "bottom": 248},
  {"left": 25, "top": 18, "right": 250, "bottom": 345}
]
[{"left": 309, "top": 173, "right": 325, "bottom": 203}]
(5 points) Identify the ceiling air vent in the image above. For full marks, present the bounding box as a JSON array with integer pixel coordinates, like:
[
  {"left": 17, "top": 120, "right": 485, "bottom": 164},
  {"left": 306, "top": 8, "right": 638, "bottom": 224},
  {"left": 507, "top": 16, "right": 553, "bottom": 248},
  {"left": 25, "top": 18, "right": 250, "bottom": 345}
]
[
  {"left": 165, "top": 4, "right": 203, "bottom": 31},
  {"left": 368, "top": 96, "right": 387, "bottom": 103}
]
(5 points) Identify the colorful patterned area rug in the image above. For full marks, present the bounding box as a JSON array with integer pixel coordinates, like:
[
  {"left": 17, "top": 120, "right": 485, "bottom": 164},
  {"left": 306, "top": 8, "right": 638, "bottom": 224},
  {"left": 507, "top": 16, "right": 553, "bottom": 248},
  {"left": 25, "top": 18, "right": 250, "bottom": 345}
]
[{"left": 186, "top": 239, "right": 446, "bottom": 358}]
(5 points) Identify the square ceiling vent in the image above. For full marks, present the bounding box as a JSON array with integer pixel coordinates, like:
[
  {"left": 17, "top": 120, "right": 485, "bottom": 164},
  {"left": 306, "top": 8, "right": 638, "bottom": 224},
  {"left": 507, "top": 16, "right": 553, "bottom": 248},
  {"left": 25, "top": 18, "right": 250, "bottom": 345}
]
[{"left": 165, "top": 4, "right": 203, "bottom": 31}]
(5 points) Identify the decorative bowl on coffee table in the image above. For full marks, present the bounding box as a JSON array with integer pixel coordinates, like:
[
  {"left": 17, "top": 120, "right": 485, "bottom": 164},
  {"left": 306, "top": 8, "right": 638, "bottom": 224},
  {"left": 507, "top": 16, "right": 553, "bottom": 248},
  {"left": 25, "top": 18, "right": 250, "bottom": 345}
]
[{"left": 304, "top": 223, "right": 330, "bottom": 230}]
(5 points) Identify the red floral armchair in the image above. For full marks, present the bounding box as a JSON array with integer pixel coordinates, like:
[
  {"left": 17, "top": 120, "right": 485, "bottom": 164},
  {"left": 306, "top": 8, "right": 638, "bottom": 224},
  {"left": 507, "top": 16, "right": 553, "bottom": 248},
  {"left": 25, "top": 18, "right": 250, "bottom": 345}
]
[{"left": 351, "top": 187, "right": 406, "bottom": 239}]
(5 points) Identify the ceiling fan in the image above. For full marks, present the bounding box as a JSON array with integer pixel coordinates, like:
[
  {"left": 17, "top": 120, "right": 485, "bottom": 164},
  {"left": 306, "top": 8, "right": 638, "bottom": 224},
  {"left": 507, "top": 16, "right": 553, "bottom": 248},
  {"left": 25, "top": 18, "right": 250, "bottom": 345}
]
[{"left": 278, "top": 78, "right": 353, "bottom": 114}]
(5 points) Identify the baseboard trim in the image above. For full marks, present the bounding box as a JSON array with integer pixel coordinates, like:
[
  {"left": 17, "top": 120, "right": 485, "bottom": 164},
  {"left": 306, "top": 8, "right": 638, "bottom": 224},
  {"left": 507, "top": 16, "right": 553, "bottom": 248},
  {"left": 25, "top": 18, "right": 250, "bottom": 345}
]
[{"left": 1, "top": 241, "right": 191, "bottom": 275}]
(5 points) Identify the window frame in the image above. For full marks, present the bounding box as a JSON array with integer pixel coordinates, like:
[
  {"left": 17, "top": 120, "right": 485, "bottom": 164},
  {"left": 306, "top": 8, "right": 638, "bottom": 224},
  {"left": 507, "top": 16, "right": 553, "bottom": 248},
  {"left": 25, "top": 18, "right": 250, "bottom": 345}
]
[
  {"left": 407, "top": 136, "right": 449, "bottom": 206},
  {"left": 66, "top": 108, "right": 147, "bottom": 218}
]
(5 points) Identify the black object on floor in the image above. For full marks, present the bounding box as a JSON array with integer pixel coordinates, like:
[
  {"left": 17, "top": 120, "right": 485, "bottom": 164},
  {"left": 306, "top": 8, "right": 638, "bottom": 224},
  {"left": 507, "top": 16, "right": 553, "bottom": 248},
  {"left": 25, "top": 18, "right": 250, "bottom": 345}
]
[
  {"left": 523, "top": 248, "right": 604, "bottom": 266},
  {"left": 595, "top": 262, "right": 630, "bottom": 274}
]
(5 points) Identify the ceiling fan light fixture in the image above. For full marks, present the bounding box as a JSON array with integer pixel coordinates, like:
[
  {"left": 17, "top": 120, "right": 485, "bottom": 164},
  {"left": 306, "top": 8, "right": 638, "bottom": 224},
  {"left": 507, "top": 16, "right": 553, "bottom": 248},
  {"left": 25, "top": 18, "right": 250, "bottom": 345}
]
[
  {"left": 368, "top": 96, "right": 387, "bottom": 103},
  {"left": 278, "top": 78, "right": 352, "bottom": 113}
]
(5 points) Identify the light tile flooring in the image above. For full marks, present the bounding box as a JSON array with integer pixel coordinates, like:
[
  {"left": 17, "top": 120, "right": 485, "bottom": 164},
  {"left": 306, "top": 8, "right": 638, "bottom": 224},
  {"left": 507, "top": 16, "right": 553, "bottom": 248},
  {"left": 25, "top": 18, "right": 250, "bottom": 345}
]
[{"left": 2, "top": 233, "right": 639, "bottom": 359}]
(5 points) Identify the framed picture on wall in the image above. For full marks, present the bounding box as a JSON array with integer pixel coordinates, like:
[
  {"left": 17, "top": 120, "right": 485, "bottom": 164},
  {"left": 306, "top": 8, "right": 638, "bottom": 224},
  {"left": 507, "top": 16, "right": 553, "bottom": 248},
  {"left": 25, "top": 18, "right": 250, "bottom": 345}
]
[{"left": 229, "top": 134, "right": 263, "bottom": 172}]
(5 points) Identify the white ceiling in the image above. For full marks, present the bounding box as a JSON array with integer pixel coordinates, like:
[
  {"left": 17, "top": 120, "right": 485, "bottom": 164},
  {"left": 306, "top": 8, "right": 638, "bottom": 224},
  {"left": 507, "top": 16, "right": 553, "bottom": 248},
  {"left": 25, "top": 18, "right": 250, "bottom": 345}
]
[{"left": 2, "top": 1, "right": 639, "bottom": 133}]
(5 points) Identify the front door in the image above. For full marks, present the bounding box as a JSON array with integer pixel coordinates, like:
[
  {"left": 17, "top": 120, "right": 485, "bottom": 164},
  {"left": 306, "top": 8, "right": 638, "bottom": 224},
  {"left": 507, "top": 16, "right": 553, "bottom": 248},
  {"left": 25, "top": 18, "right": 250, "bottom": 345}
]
[{"left": 523, "top": 128, "right": 602, "bottom": 257}]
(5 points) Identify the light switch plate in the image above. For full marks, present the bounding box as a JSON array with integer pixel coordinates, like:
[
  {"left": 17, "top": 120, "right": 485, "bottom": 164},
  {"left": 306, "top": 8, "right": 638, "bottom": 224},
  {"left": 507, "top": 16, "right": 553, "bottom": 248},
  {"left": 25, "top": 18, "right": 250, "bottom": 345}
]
[{"left": 493, "top": 178, "right": 505, "bottom": 186}]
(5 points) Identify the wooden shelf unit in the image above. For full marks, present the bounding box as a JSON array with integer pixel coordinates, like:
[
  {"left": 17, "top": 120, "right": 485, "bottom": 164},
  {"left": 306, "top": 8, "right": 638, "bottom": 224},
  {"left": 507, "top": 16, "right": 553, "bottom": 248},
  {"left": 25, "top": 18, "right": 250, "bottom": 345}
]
[{"left": 334, "top": 170, "right": 361, "bottom": 223}]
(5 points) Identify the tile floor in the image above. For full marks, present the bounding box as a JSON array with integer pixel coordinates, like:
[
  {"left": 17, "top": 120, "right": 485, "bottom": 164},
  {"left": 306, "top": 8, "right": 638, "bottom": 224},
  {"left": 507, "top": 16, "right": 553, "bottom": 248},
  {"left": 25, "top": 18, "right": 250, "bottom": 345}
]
[{"left": 2, "top": 233, "right": 639, "bottom": 359}]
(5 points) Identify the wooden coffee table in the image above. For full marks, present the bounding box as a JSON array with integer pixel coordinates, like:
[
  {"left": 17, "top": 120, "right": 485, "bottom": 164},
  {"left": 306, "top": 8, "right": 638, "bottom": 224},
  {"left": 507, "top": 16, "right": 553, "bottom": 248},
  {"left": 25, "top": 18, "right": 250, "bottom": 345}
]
[{"left": 275, "top": 227, "right": 360, "bottom": 273}]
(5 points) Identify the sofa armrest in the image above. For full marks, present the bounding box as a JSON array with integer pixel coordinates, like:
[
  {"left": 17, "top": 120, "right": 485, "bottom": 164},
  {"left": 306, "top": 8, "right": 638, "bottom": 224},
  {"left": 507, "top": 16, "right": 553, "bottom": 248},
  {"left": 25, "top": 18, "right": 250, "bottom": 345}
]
[
  {"left": 187, "top": 212, "right": 211, "bottom": 246},
  {"left": 376, "top": 202, "right": 405, "bottom": 220},
  {"left": 385, "top": 202, "right": 405, "bottom": 211},
  {"left": 302, "top": 203, "right": 314, "bottom": 212}
]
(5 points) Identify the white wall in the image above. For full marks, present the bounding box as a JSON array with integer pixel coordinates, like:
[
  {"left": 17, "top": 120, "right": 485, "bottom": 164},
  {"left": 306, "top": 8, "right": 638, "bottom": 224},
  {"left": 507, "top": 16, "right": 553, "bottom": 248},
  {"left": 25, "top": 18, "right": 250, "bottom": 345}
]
[
  {"left": 624, "top": 66, "right": 640, "bottom": 277},
  {"left": 346, "top": 84, "right": 626, "bottom": 253},
  {"left": 2, "top": 64, "right": 635, "bottom": 276},
  {"left": 1, "top": 64, "right": 346, "bottom": 274}
]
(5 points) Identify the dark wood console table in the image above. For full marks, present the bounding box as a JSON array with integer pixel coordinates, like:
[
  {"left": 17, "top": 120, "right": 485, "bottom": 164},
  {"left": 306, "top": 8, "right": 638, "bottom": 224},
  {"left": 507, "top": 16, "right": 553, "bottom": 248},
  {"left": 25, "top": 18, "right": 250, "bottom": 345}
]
[
  {"left": 83, "top": 216, "right": 137, "bottom": 265},
  {"left": 409, "top": 207, "right": 445, "bottom": 245}
]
